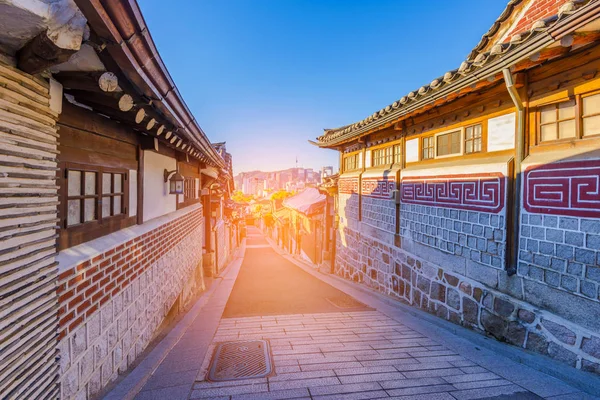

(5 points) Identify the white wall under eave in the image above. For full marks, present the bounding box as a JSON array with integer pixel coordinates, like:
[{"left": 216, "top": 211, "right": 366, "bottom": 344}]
[{"left": 143, "top": 151, "right": 176, "bottom": 222}]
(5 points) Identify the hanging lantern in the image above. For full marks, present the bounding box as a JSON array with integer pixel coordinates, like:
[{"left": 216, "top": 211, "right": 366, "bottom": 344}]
[{"left": 164, "top": 169, "right": 185, "bottom": 195}]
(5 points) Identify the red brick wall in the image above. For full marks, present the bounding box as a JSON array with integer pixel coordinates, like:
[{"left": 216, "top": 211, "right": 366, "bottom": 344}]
[
  {"left": 506, "top": 0, "right": 570, "bottom": 38},
  {"left": 56, "top": 208, "right": 203, "bottom": 340}
]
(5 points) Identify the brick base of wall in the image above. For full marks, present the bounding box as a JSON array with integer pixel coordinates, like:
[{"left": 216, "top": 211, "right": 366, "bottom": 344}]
[
  {"left": 335, "top": 225, "right": 600, "bottom": 375},
  {"left": 56, "top": 207, "right": 205, "bottom": 399}
]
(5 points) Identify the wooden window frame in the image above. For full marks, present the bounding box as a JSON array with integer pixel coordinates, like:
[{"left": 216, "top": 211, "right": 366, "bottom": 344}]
[
  {"left": 371, "top": 146, "right": 393, "bottom": 167},
  {"left": 581, "top": 91, "right": 600, "bottom": 139},
  {"left": 393, "top": 144, "right": 402, "bottom": 164},
  {"left": 435, "top": 129, "right": 462, "bottom": 158},
  {"left": 422, "top": 136, "right": 435, "bottom": 160},
  {"left": 464, "top": 123, "right": 483, "bottom": 154},
  {"left": 59, "top": 161, "right": 134, "bottom": 250},
  {"left": 536, "top": 98, "right": 577, "bottom": 144},
  {"left": 178, "top": 176, "right": 198, "bottom": 209},
  {"left": 343, "top": 153, "right": 360, "bottom": 172},
  {"left": 535, "top": 92, "right": 600, "bottom": 145}
]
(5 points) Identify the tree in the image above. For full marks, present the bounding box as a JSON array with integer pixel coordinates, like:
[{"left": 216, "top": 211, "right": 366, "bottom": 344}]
[
  {"left": 271, "top": 190, "right": 293, "bottom": 201},
  {"left": 232, "top": 190, "right": 253, "bottom": 203}
]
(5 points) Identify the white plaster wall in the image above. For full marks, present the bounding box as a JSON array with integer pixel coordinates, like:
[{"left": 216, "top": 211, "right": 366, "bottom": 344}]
[
  {"left": 143, "top": 151, "right": 176, "bottom": 222},
  {"left": 129, "top": 169, "right": 137, "bottom": 217}
]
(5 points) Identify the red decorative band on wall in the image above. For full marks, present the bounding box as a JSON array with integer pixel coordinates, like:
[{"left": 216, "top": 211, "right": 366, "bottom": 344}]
[
  {"left": 523, "top": 160, "right": 600, "bottom": 218},
  {"left": 339, "top": 177, "right": 359, "bottom": 194},
  {"left": 400, "top": 173, "right": 506, "bottom": 213},
  {"left": 56, "top": 207, "right": 203, "bottom": 340},
  {"left": 361, "top": 177, "right": 396, "bottom": 199}
]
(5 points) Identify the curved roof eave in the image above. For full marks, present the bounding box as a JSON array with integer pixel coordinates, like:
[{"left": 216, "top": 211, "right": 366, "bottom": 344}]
[{"left": 73, "top": 0, "right": 225, "bottom": 168}]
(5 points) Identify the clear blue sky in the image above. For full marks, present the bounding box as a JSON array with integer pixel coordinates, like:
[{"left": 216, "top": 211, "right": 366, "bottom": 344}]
[{"left": 139, "top": 0, "right": 508, "bottom": 175}]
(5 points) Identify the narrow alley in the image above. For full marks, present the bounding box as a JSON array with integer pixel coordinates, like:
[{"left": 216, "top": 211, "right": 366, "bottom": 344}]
[{"left": 103, "top": 228, "right": 597, "bottom": 400}]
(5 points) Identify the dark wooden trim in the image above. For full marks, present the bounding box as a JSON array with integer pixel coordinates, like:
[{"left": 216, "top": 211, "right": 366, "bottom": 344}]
[{"left": 137, "top": 146, "right": 144, "bottom": 225}]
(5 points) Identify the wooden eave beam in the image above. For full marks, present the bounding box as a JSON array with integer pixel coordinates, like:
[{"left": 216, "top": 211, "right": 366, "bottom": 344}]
[{"left": 17, "top": 31, "right": 77, "bottom": 75}]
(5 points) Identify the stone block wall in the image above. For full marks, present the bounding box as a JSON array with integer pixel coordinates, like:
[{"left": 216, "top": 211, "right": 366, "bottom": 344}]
[
  {"left": 400, "top": 204, "right": 506, "bottom": 269},
  {"left": 0, "top": 63, "right": 60, "bottom": 398},
  {"left": 362, "top": 197, "right": 395, "bottom": 232},
  {"left": 334, "top": 161, "right": 600, "bottom": 375},
  {"left": 335, "top": 225, "right": 600, "bottom": 374},
  {"left": 56, "top": 206, "right": 205, "bottom": 399},
  {"left": 518, "top": 212, "right": 600, "bottom": 299},
  {"left": 215, "top": 220, "right": 230, "bottom": 273}
]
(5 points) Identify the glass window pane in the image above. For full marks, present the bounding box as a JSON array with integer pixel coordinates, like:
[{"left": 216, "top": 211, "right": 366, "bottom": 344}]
[
  {"left": 451, "top": 131, "right": 461, "bottom": 153},
  {"left": 465, "top": 128, "right": 473, "bottom": 140},
  {"left": 583, "top": 115, "right": 600, "bottom": 136},
  {"left": 540, "top": 105, "right": 557, "bottom": 124},
  {"left": 540, "top": 124, "right": 557, "bottom": 142},
  {"left": 102, "top": 173, "right": 112, "bottom": 194},
  {"left": 558, "top": 100, "right": 576, "bottom": 120},
  {"left": 465, "top": 141, "right": 473, "bottom": 154},
  {"left": 102, "top": 196, "right": 111, "bottom": 217},
  {"left": 473, "top": 124, "right": 482, "bottom": 138},
  {"left": 114, "top": 174, "right": 122, "bottom": 193},
  {"left": 474, "top": 137, "right": 482, "bottom": 152},
  {"left": 114, "top": 196, "right": 122, "bottom": 215},
  {"left": 558, "top": 120, "right": 576, "bottom": 138},
  {"left": 84, "top": 198, "right": 96, "bottom": 222},
  {"left": 583, "top": 94, "right": 600, "bottom": 116},
  {"left": 68, "top": 170, "right": 81, "bottom": 196},
  {"left": 67, "top": 199, "right": 80, "bottom": 226},
  {"left": 84, "top": 172, "right": 96, "bottom": 195}
]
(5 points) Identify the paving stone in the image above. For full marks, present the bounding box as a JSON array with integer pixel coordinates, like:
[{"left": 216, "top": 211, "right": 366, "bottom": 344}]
[
  {"left": 380, "top": 377, "right": 446, "bottom": 390},
  {"left": 300, "top": 361, "right": 362, "bottom": 372},
  {"left": 338, "top": 371, "right": 405, "bottom": 384},
  {"left": 334, "top": 366, "right": 397, "bottom": 376},
  {"left": 269, "top": 370, "right": 335, "bottom": 382},
  {"left": 451, "top": 379, "right": 514, "bottom": 390},
  {"left": 402, "top": 368, "right": 464, "bottom": 379},
  {"left": 269, "top": 377, "right": 340, "bottom": 391},
  {"left": 190, "top": 383, "right": 269, "bottom": 398},
  {"left": 309, "top": 382, "right": 382, "bottom": 396},
  {"left": 136, "top": 384, "right": 195, "bottom": 400},
  {"left": 231, "top": 388, "right": 310, "bottom": 400},
  {"left": 385, "top": 384, "right": 455, "bottom": 397},
  {"left": 442, "top": 372, "right": 500, "bottom": 383},
  {"left": 313, "top": 390, "right": 389, "bottom": 400},
  {"left": 450, "top": 384, "right": 540, "bottom": 400}
]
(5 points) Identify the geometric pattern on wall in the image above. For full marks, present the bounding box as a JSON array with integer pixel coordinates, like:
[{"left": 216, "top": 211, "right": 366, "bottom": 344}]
[
  {"left": 361, "top": 176, "right": 396, "bottom": 199},
  {"left": 400, "top": 173, "right": 506, "bottom": 213},
  {"left": 523, "top": 159, "right": 600, "bottom": 218},
  {"left": 339, "top": 177, "right": 359, "bottom": 194}
]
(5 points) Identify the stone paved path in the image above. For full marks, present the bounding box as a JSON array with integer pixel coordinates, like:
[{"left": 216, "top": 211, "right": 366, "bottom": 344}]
[{"left": 127, "top": 228, "right": 599, "bottom": 400}]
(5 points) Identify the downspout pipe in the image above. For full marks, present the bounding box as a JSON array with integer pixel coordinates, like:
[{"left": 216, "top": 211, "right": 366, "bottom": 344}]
[{"left": 502, "top": 68, "right": 525, "bottom": 276}]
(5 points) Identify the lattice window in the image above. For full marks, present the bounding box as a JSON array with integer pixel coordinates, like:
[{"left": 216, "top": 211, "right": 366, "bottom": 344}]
[
  {"left": 539, "top": 100, "right": 576, "bottom": 142},
  {"left": 64, "top": 166, "right": 127, "bottom": 228},
  {"left": 464, "top": 124, "right": 482, "bottom": 154},
  {"left": 422, "top": 136, "right": 434, "bottom": 160}
]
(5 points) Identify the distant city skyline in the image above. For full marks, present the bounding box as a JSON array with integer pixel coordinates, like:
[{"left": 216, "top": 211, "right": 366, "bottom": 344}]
[{"left": 139, "top": 0, "right": 508, "bottom": 174}]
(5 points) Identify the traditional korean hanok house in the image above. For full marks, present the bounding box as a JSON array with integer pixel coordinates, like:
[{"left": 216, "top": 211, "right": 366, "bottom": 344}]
[
  {"left": 283, "top": 188, "right": 327, "bottom": 264},
  {"left": 314, "top": 0, "right": 600, "bottom": 375},
  {"left": 0, "top": 0, "right": 233, "bottom": 398}
]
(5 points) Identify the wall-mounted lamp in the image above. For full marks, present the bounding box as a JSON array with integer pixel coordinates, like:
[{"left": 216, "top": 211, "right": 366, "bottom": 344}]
[{"left": 164, "top": 168, "right": 184, "bottom": 195}]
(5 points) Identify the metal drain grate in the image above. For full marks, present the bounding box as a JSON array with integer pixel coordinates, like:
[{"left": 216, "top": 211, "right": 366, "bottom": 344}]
[{"left": 207, "top": 340, "right": 272, "bottom": 382}]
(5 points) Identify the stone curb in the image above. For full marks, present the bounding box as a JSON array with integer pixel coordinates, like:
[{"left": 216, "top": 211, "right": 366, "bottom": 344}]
[
  {"left": 265, "top": 237, "right": 600, "bottom": 397},
  {"left": 102, "top": 241, "right": 247, "bottom": 400}
]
